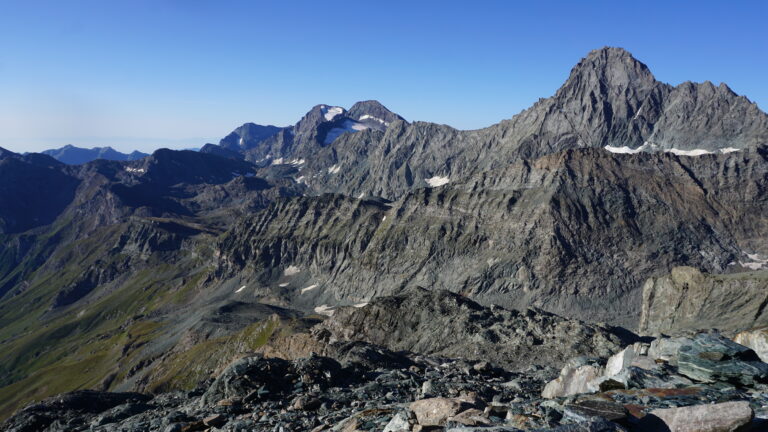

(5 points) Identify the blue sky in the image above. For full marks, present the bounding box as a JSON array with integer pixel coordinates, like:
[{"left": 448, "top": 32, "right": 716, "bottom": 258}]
[{"left": 0, "top": 0, "right": 766, "bottom": 153}]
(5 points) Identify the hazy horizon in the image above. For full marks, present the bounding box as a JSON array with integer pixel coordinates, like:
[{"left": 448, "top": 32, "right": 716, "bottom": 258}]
[{"left": 1, "top": 0, "right": 766, "bottom": 154}]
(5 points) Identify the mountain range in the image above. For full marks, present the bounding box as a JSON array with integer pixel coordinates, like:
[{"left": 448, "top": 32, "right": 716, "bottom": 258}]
[
  {"left": 0, "top": 47, "right": 766, "bottom": 420},
  {"left": 39, "top": 145, "right": 149, "bottom": 165}
]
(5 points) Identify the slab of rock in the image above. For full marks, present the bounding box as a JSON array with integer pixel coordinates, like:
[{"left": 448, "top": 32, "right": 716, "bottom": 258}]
[
  {"left": 383, "top": 411, "right": 411, "bottom": 432},
  {"left": 448, "top": 408, "right": 490, "bottom": 426},
  {"left": 410, "top": 397, "right": 474, "bottom": 426},
  {"left": 638, "top": 401, "right": 753, "bottom": 432},
  {"left": 542, "top": 358, "right": 604, "bottom": 398},
  {"left": 734, "top": 327, "right": 768, "bottom": 362},
  {"left": 203, "top": 414, "right": 226, "bottom": 427},
  {"left": 605, "top": 346, "right": 640, "bottom": 376},
  {"left": 537, "top": 421, "right": 628, "bottom": 431},
  {"left": 564, "top": 398, "right": 627, "bottom": 422},
  {"left": 677, "top": 332, "right": 768, "bottom": 385},
  {"left": 648, "top": 337, "right": 693, "bottom": 365}
]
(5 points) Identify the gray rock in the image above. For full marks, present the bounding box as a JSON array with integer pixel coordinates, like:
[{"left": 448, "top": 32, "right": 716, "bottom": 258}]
[
  {"left": 639, "top": 267, "right": 768, "bottom": 335},
  {"left": 637, "top": 401, "right": 753, "bottom": 432},
  {"left": 677, "top": 332, "right": 768, "bottom": 385}
]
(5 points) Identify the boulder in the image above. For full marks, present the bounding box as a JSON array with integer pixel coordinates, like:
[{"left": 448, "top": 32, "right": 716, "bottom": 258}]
[
  {"left": 648, "top": 337, "right": 694, "bottom": 365},
  {"left": 201, "top": 356, "right": 290, "bottom": 405},
  {"left": 410, "top": 397, "right": 474, "bottom": 426},
  {"left": 605, "top": 344, "right": 648, "bottom": 376},
  {"left": 638, "top": 401, "right": 753, "bottom": 432},
  {"left": 383, "top": 411, "right": 411, "bottom": 432},
  {"left": 542, "top": 358, "right": 604, "bottom": 398},
  {"left": 734, "top": 327, "right": 768, "bottom": 362},
  {"left": 448, "top": 408, "right": 490, "bottom": 426},
  {"left": 677, "top": 332, "right": 768, "bottom": 385}
]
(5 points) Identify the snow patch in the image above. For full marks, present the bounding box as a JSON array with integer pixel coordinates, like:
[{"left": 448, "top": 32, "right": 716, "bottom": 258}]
[
  {"left": 425, "top": 176, "right": 450, "bottom": 187},
  {"left": 284, "top": 265, "right": 301, "bottom": 276},
  {"left": 295, "top": 176, "right": 305, "bottom": 183},
  {"left": 667, "top": 148, "right": 713, "bottom": 156},
  {"left": 301, "top": 284, "right": 318, "bottom": 294},
  {"left": 357, "top": 192, "right": 365, "bottom": 199},
  {"left": 353, "top": 302, "right": 368, "bottom": 308},
  {"left": 741, "top": 253, "right": 768, "bottom": 270},
  {"left": 235, "top": 285, "right": 246, "bottom": 293},
  {"left": 323, "top": 120, "right": 369, "bottom": 145},
  {"left": 126, "top": 167, "right": 146, "bottom": 174},
  {"left": 382, "top": 216, "right": 387, "bottom": 222},
  {"left": 604, "top": 145, "right": 644, "bottom": 154},
  {"left": 314, "top": 304, "right": 335, "bottom": 316},
  {"left": 359, "top": 114, "right": 389, "bottom": 126},
  {"left": 239, "top": 137, "right": 244, "bottom": 146},
  {"left": 322, "top": 106, "right": 344, "bottom": 121},
  {"left": 328, "top": 165, "right": 341, "bottom": 174},
  {"left": 272, "top": 157, "right": 284, "bottom": 165},
  {"left": 604, "top": 143, "right": 742, "bottom": 157},
  {"left": 279, "top": 283, "right": 289, "bottom": 287}
]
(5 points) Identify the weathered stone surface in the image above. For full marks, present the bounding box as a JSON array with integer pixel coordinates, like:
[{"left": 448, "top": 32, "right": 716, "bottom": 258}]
[
  {"left": 734, "top": 327, "right": 768, "bottom": 362},
  {"left": 605, "top": 344, "right": 647, "bottom": 376},
  {"left": 203, "top": 413, "right": 226, "bottom": 427},
  {"left": 542, "top": 360, "right": 604, "bottom": 398},
  {"left": 410, "top": 398, "right": 473, "bottom": 426},
  {"left": 563, "top": 398, "right": 627, "bottom": 422},
  {"left": 639, "top": 401, "right": 753, "bottom": 432},
  {"left": 648, "top": 337, "right": 693, "bottom": 365},
  {"left": 538, "top": 421, "right": 628, "bottom": 431},
  {"left": 639, "top": 267, "right": 768, "bottom": 335},
  {"left": 383, "top": 412, "right": 411, "bottom": 432},
  {"left": 677, "top": 332, "right": 768, "bottom": 385},
  {"left": 317, "top": 288, "right": 633, "bottom": 372},
  {"left": 448, "top": 408, "right": 490, "bottom": 426}
]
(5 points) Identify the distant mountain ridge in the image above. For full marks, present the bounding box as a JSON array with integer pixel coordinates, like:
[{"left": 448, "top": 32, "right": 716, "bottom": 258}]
[{"left": 40, "top": 144, "right": 148, "bottom": 164}]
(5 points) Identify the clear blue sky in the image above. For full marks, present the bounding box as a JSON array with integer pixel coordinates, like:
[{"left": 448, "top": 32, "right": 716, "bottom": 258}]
[{"left": 0, "top": 0, "right": 766, "bottom": 153}]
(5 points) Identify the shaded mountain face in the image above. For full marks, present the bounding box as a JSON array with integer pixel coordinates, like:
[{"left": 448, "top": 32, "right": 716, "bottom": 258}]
[
  {"left": 217, "top": 123, "right": 283, "bottom": 151},
  {"left": 215, "top": 147, "right": 768, "bottom": 327},
  {"left": 41, "top": 145, "right": 148, "bottom": 165},
  {"left": 0, "top": 47, "right": 767, "bottom": 420},
  {"left": 0, "top": 151, "right": 79, "bottom": 234}
]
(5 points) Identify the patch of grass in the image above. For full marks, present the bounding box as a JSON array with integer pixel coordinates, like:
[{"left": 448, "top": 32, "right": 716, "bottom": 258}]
[{"left": 147, "top": 317, "right": 281, "bottom": 393}]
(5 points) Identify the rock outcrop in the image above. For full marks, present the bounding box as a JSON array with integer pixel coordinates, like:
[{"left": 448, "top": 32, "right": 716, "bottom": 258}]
[
  {"left": 639, "top": 267, "right": 768, "bottom": 335},
  {"left": 314, "top": 287, "right": 634, "bottom": 370}
]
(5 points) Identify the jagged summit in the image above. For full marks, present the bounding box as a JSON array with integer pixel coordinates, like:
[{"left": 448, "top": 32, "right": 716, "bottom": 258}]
[
  {"left": 565, "top": 46, "right": 657, "bottom": 91},
  {"left": 347, "top": 100, "right": 405, "bottom": 125}
]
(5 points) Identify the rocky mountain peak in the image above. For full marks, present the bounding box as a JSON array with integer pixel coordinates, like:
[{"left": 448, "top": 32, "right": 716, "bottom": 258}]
[
  {"left": 294, "top": 104, "right": 346, "bottom": 136},
  {"left": 218, "top": 123, "right": 282, "bottom": 151},
  {"left": 347, "top": 100, "right": 405, "bottom": 126},
  {"left": 562, "top": 46, "right": 657, "bottom": 95}
]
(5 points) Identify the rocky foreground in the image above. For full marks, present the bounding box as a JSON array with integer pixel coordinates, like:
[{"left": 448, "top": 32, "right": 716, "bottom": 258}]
[{"left": 5, "top": 291, "right": 768, "bottom": 432}]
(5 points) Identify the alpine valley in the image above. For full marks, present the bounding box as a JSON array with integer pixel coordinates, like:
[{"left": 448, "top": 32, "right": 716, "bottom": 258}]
[{"left": 2, "top": 47, "right": 768, "bottom": 431}]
